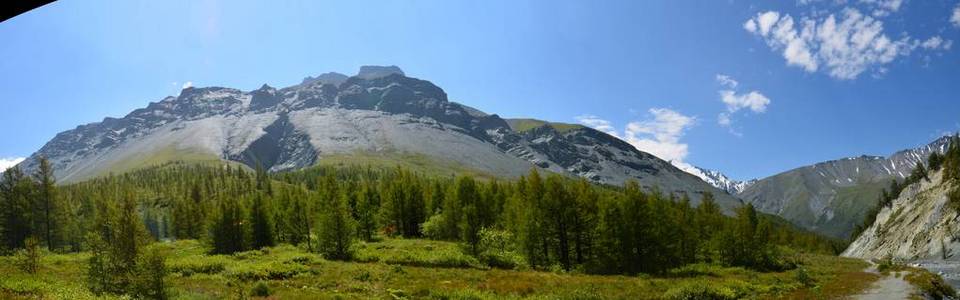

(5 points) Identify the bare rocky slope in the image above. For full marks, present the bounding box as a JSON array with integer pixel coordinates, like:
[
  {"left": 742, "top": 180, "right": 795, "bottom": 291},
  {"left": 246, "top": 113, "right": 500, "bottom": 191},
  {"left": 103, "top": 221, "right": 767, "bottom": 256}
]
[
  {"left": 842, "top": 169, "right": 958, "bottom": 261},
  {"left": 737, "top": 136, "right": 952, "bottom": 239},
  {"left": 15, "top": 66, "right": 742, "bottom": 211}
]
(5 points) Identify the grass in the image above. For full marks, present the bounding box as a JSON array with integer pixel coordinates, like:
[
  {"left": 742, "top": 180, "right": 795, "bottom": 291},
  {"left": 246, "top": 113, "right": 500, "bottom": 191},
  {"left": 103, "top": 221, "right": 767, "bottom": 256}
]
[
  {"left": 67, "top": 145, "right": 244, "bottom": 184},
  {"left": 873, "top": 256, "right": 957, "bottom": 300},
  {"left": 505, "top": 118, "right": 584, "bottom": 133},
  {"left": 316, "top": 151, "right": 505, "bottom": 180},
  {"left": 0, "top": 238, "right": 884, "bottom": 299}
]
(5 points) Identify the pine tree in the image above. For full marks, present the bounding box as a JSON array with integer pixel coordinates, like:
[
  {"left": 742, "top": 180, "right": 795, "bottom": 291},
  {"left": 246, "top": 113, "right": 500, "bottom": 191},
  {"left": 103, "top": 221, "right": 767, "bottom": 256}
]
[
  {"left": 286, "top": 194, "right": 312, "bottom": 249},
  {"left": 317, "top": 191, "right": 356, "bottom": 260},
  {"left": 0, "top": 166, "right": 33, "bottom": 250},
  {"left": 210, "top": 197, "right": 247, "bottom": 254},
  {"left": 355, "top": 182, "right": 378, "bottom": 241},
  {"left": 456, "top": 176, "right": 484, "bottom": 255},
  {"left": 34, "top": 157, "right": 59, "bottom": 251},
  {"left": 249, "top": 193, "right": 276, "bottom": 249}
]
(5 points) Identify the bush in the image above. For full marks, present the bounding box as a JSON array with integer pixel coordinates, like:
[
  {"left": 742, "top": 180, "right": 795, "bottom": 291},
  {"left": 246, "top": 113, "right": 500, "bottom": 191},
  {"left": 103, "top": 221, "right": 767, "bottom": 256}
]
[
  {"left": 420, "top": 213, "right": 446, "bottom": 240},
  {"left": 905, "top": 268, "right": 957, "bottom": 300},
  {"left": 168, "top": 256, "right": 227, "bottom": 276},
  {"left": 476, "top": 228, "right": 524, "bottom": 269},
  {"left": 795, "top": 267, "right": 815, "bottom": 287},
  {"left": 14, "top": 237, "right": 41, "bottom": 274},
  {"left": 131, "top": 246, "right": 169, "bottom": 300},
  {"left": 250, "top": 281, "right": 271, "bottom": 297},
  {"left": 662, "top": 282, "right": 739, "bottom": 300},
  {"left": 227, "top": 261, "right": 311, "bottom": 281}
]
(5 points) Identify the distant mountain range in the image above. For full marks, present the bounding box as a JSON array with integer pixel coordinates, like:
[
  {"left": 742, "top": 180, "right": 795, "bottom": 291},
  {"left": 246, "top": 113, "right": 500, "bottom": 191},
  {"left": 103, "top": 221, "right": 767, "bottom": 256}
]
[
  {"left": 681, "top": 165, "right": 756, "bottom": 195},
  {"left": 15, "top": 66, "right": 743, "bottom": 212},
  {"left": 16, "top": 65, "right": 955, "bottom": 240},
  {"left": 736, "top": 136, "right": 952, "bottom": 239}
]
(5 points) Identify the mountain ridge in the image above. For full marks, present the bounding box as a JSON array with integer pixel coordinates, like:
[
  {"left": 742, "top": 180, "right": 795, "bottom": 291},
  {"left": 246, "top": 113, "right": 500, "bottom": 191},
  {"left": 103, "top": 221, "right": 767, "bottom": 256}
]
[
  {"left": 738, "top": 135, "right": 954, "bottom": 238},
  {"left": 15, "top": 66, "right": 743, "bottom": 212}
]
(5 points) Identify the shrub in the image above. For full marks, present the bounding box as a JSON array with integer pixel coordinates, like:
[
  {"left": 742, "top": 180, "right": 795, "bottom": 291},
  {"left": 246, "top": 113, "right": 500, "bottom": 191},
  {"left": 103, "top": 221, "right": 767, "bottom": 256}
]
[
  {"left": 662, "top": 282, "right": 739, "bottom": 300},
  {"left": 795, "top": 267, "right": 815, "bottom": 287},
  {"left": 420, "top": 213, "right": 446, "bottom": 240},
  {"left": 476, "top": 228, "right": 524, "bottom": 269},
  {"left": 131, "top": 246, "right": 169, "bottom": 300},
  {"left": 905, "top": 268, "right": 957, "bottom": 300},
  {"left": 250, "top": 281, "right": 271, "bottom": 297},
  {"left": 227, "top": 261, "right": 311, "bottom": 281},
  {"left": 168, "top": 256, "right": 227, "bottom": 276},
  {"left": 14, "top": 236, "right": 41, "bottom": 274}
]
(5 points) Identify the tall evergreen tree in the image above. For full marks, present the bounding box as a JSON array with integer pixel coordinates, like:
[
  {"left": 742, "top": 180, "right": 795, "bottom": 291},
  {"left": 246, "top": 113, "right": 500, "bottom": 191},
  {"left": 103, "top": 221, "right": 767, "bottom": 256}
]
[
  {"left": 34, "top": 157, "right": 59, "bottom": 251},
  {"left": 317, "top": 191, "right": 356, "bottom": 260},
  {"left": 0, "top": 166, "right": 33, "bottom": 250},
  {"left": 249, "top": 193, "right": 276, "bottom": 249},
  {"left": 210, "top": 197, "right": 247, "bottom": 254}
]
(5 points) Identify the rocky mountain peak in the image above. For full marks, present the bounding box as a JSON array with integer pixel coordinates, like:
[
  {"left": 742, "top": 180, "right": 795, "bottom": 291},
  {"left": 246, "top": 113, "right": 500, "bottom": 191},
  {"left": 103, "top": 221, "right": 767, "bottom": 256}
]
[
  {"left": 301, "top": 72, "right": 348, "bottom": 87},
  {"left": 16, "top": 66, "right": 744, "bottom": 214},
  {"left": 356, "top": 65, "right": 405, "bottom": 80}
]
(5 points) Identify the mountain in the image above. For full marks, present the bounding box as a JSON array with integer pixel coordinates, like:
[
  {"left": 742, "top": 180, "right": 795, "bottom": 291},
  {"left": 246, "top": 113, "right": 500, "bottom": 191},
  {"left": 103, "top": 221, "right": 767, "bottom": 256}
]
[
  {"left": 842, "top": 168, "right": 957, "bottom": 262},
  {"left": 738, "top": 135, "right": 953, "bottom": 239},
  {"left": 681, "top": 165, "right": 756, "bottom": 194},
  {"left": 15, "top": 66, "right": 743, "bottom": 211}
]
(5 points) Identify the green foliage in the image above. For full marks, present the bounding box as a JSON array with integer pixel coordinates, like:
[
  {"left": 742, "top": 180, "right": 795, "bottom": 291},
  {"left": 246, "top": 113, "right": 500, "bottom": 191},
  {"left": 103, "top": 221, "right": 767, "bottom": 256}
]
[
  {"left": 317, "top": 191, "right": 357, "bottom": 260},
  {"left": 85, "top": 191, "right": 162, "bottom": 298},
  {"left": 904, "top": 267, "right": 957, "bottom": 300},
  {"left": 420, "top": 213, "right": 446, "bottom": 240},
  {"left": 476, "top": 228, "right": 524, "bottom": 269},
  {"left": 168, "top": 256, "right": 227, "bottom": 276},
  {"left": 2, "top": 159, "right": 839, "bottom": 282},
  {"left": 249, "top": 193, "right": 276, "bottom": 249},
  {"left": 14, "top": 236, "right": 42, "bottom": 273},
  {"left": 354, "top": 238, "right": 484, "bottom": 269},
  {"left": 131, "top": 246, "right": 169, "bottom": 300},
  {"left": 0, "top": 166, "right": 35, "bottom": 252},
  {"left": 795, "top": 267, "right": 815, "bottom": 287},
  {"left": 210, "top": 197, "right": 247, "bottom": 254},
  {"left": 251, "top": 281, "right": 271, "bottom": 297},
  {"left": 662, "top": 281, "right": 739, "bottom": 300},
  {"left": 715, "top": 204, "right": 785, "bottom": 271}
]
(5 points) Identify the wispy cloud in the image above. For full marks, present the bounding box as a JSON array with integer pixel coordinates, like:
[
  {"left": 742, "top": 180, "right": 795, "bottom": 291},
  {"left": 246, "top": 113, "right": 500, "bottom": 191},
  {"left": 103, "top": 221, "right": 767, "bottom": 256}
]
[
  {"left": 744, "top": 8, "right": 952, "bottom": 80},
  {"left": 182, "top": 81, "right": 193, "bottom": 89},
  {"left": 714, "top": 75, "right": 771, "bottom": 136},
  {"left": 952, "top": 4, "right": 960, "bottom": 28},
  {"left": 0, "top": 157, "right": 25, "bottom": 172},
  {"left": 576, "top": 108, "right": 696, "bottom": 166},
  {"left": 573, "top": 115, "right": 619, "bottom": 137}
]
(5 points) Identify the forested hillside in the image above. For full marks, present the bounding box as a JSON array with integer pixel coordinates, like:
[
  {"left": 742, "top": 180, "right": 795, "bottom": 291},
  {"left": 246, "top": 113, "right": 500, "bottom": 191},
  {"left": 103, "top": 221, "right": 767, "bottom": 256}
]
[{"left": 0, "top": 159, "right": 844, "bottom": 298}]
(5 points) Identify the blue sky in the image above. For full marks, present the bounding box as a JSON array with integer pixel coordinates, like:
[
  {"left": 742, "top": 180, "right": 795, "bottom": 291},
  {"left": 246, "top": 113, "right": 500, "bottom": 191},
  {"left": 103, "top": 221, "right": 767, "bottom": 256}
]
[{"left": 2, "top": 0, "right": 959, "bottom": 180}]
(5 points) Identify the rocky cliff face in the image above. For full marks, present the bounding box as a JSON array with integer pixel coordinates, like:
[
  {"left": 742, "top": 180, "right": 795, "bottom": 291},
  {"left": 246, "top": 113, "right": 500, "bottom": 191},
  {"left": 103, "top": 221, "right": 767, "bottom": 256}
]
[
  {"left": 738, "top": 136, "right": 953, "bottom": 239},
  {"left": 16, "top": 66, "right": 742, "bottom": 211},
  {"left": 843, "top": 169, "right": 959, "bottom": 261}
]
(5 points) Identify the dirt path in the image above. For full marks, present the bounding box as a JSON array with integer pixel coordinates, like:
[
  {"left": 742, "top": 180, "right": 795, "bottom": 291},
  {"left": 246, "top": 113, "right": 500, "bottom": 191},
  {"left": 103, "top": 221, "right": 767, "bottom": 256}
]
[{"left": 852, "top": 263, "right": 916, "bottom": 300}]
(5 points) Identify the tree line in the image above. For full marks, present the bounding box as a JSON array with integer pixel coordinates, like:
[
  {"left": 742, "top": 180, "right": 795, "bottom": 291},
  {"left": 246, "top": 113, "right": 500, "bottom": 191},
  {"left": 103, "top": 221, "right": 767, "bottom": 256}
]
[{"left": 1, "top": 158, "right": 841, "bottom": 288}]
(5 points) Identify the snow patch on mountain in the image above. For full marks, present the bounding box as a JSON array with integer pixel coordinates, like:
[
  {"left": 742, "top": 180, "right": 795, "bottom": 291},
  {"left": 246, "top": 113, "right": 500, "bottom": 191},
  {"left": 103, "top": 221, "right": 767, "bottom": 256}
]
[{"left": 677, "top": 163, "right": 755, "bottom": 194}]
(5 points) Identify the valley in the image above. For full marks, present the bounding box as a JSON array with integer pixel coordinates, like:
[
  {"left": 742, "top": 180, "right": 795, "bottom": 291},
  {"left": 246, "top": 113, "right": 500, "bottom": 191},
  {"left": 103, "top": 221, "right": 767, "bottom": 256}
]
[{"left": 1, "top": 67, "right": 958, "bottom": 299}]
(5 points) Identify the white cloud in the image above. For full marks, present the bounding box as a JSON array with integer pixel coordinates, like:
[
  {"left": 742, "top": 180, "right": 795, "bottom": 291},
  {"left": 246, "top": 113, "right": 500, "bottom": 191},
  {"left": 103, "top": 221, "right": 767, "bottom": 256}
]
[
  {"left": 746, "top": 8, "right": 950, "bottom": 80},
  {"left": 715, "top": 74, "right": 739, "bottom": 89},
  {"left": 575, "top": 108, "right": 696, "bottom": 166},
  {"left": 859, "top": 0, "right": 903, "bottom": 17},
  {"left": 920, "top": 36, "right": 951, "bottom": 50},
  {"left": 0, "top": 157, "right": 25, "bottom": 172},
  {"left": 720, "top": 90, "right": 771, "bottom": 113},
  {"left": 573, "top": 115, "right": 619, "bottom": 137},
  {"left": 182, "top": 81, "right": 193, "bottom": 89},
  {"left": 952, "top": 5, "right": 960, "bottom": 28},
  {"left": 714, "top": 75, "right": 771, "bottom": 134}
]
